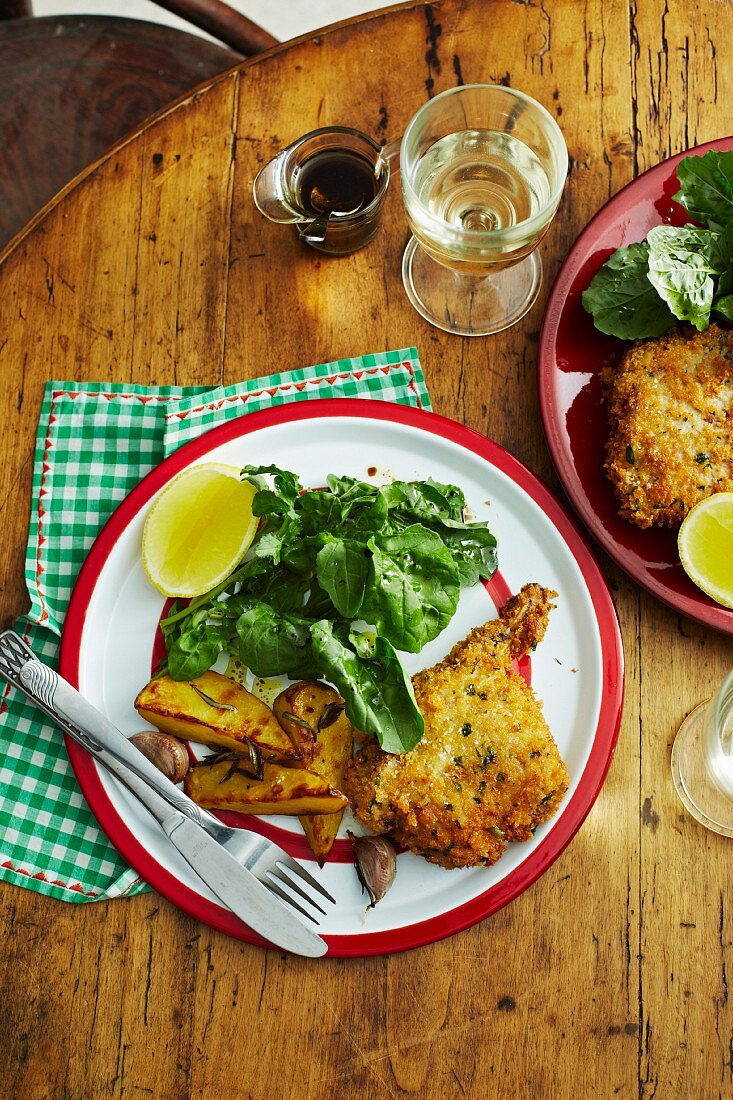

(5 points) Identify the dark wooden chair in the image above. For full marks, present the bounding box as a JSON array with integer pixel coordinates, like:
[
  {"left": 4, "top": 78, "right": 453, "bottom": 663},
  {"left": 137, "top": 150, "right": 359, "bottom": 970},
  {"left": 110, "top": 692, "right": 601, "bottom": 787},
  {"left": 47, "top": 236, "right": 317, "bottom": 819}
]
[{"left": 0, "top": 1, "right": 279, "bottom": 249}]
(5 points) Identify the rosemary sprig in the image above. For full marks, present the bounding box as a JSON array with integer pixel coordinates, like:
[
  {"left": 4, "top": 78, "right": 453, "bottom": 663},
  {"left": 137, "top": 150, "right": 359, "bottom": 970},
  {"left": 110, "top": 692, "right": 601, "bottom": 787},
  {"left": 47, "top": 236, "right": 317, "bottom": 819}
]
[
  {"left": 189, "top": 683, "right": 237, "bottom": 712},
  {"left": 318, "top": 701, "right": 345, "bottom": 731},
  {"left": 282, "top": 712, "right": 317, "bottom": 741},
  {"left": 191, "top": 738, "right": 264, "bottom": 782}
]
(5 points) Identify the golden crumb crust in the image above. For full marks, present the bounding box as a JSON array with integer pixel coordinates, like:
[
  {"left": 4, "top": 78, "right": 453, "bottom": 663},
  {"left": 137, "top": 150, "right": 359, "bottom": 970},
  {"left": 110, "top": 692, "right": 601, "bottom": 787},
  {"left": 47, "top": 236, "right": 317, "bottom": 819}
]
[
  {"left": 603, "top": 324, "right": 733, "bottom": 528},
  {"left": 344, "top": 584, "right": 569, "bottom": 870}
]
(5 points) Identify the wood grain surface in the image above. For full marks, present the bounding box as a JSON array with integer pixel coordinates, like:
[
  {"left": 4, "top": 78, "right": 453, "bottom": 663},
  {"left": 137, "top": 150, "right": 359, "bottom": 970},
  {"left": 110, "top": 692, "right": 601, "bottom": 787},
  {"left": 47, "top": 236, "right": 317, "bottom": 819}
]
[
  {"left": 1, "top": 2, "right": 732, "bottom": 1097},
  {"left": 0, "top": 15, "right": 242, "bottom": 250}
]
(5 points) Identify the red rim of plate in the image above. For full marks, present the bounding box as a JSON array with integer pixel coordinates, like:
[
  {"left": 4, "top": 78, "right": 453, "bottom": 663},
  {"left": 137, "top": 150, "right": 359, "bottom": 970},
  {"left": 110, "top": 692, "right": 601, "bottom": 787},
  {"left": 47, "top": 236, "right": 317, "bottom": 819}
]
[
  {"left": 59, "top": 400, "right": 624, "bottom": 957},
  {"left": 538, "top": 135, "right": 733, "bottom": 636}
]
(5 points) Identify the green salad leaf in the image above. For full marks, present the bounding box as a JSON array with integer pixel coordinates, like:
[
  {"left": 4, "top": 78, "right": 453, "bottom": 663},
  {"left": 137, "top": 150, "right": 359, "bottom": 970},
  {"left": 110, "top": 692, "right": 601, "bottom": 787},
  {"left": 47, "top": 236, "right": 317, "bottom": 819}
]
[
  {"left": 310, "top": 622, "right": 424, "bottom": 754},
  {"left": 164, "top": 622, "right": 229, "bottom": 681},
  {"left": 581, "top": 243, "right": 677, "bottom": 339},
  {"left": 363, "top": 526, "right": 461, "bottom": 653},
  {"left": 674, "top": 150, "right": 733, "bottom": 230},
  {"left": 711, "top": 224, "right": 733, "bottom": 320},
  {"left": 236, "top": 604, "right": 321, "bottom": 680},
  {"left": 713, "top": 294, "right": 733, "bottom": 321},
  {"left": 316, "top": 537, "right": 370, "bottom": 618},
  {"left": 158, "top": 464, "right": 498, "bottom": 753},
  {"left": 582, "top": 149, "right": 733, "bottom": 340},
  {"left": 646, "top": 225, "right": 723, "bottom": 330}
]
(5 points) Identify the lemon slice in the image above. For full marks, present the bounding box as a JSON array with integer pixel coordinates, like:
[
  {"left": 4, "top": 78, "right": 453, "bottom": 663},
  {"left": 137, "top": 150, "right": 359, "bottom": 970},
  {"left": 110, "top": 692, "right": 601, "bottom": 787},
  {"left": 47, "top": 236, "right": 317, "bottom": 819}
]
[
  {"left": 142, "top": 462, "right": 258, "bottom": 597},
  {"left": 678, "top": 493, "right": 733, "bottom": 609}
]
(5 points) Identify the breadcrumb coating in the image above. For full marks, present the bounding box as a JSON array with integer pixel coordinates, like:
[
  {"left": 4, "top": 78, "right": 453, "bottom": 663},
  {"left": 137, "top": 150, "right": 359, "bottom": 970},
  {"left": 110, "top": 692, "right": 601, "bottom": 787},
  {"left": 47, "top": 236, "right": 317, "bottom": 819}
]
[
  {"left": 604, "top": 325, "right": 733, "bottom": 529},
  {"left": 344, "top": 584, "right": 569, "bottom": 870}
]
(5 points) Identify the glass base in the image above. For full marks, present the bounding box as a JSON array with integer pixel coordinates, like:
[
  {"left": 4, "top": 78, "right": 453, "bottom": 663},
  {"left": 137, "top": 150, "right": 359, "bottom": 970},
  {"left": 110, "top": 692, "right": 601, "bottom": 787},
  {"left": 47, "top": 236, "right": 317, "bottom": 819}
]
[
  {"left": 401, "top": 237, "right": 542, "bottom": 336},
  {"left": 671, "top": 701, "right": 733, "bottom": 836}
]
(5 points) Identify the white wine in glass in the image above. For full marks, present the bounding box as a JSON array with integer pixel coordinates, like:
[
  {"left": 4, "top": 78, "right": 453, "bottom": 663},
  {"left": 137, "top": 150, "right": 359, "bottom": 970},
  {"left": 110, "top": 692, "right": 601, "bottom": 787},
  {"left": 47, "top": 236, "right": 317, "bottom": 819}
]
[{"left": 400, "top": 85, "right": 568, "bottom": 335}]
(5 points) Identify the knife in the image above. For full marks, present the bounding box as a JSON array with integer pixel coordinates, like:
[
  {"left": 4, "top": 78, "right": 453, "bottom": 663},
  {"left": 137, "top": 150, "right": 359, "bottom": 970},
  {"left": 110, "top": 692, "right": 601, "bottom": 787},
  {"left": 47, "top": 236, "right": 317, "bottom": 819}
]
[{"left": 0, "top": 630, "right": 329, "bottom": 957}]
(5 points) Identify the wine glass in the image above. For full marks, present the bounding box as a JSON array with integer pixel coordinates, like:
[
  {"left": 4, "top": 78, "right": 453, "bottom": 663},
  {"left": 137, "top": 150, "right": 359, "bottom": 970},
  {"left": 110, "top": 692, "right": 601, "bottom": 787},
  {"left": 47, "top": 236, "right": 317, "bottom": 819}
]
[
  {"left": 671, "top": 671, "right": 733, "bottom": 835},
  {"left": 399, "top": 84, "right": 568, "bottom": 336}
]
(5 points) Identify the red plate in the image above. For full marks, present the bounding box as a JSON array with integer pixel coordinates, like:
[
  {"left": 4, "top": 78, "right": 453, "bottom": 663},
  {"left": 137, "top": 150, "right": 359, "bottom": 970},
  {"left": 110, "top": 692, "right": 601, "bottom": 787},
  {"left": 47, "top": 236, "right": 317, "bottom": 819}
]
[
  {"left": 60, "top": 401, "right": 623, "bottom": 955},
  {"left": 538, "top": 136, "right": 733, "bottom": 635}
]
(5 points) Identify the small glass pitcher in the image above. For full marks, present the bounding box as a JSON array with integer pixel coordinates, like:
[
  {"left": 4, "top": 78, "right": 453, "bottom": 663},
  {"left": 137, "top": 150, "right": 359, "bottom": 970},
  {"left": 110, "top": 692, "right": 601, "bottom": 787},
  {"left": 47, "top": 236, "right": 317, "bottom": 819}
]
[{"left": 253, "top": 126, "right": 390, "bottom": 255}]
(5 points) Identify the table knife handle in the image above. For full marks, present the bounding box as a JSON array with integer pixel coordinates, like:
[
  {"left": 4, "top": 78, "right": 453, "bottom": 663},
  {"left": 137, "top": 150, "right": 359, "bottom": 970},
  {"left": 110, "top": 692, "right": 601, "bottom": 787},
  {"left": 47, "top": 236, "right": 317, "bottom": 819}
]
[{"left": 14, "top": 651, "right": 215, "bottom": 830}]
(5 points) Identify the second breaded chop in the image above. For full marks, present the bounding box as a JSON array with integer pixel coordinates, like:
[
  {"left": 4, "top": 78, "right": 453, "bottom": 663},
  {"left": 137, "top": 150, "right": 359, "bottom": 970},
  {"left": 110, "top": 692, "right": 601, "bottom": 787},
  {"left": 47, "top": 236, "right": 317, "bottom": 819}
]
[
  {"left": 344, "top": 584, "right": 569, "bottom": 869},
  {"left": 604, "top": 325, "right": 733, "bottom": 528}
]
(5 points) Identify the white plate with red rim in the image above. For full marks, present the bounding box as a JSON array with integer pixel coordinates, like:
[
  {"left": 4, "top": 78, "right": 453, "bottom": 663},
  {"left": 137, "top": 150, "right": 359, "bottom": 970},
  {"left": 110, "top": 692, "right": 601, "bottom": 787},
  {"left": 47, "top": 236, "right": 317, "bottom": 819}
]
[{"left": 60, "top": 400, "right": 623, "bottom": 956}]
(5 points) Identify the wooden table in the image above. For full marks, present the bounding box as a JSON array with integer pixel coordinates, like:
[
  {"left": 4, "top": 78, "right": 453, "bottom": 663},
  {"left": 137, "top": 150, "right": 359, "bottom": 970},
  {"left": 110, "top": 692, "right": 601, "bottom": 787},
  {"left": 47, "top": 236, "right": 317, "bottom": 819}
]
[{"left": 1, "top": 2, "right": 732, "bottom": 1095}]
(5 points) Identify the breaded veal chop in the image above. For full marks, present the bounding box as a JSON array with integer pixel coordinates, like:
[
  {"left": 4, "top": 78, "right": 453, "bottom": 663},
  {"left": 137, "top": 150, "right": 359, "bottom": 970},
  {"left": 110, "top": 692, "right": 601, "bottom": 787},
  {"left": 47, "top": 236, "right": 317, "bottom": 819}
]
[
  {"left": 604, "top": 325, "right": 733, "bottom": 529},
  {"left": 344, "top": 583, "right": 569, "bottom": 869}
]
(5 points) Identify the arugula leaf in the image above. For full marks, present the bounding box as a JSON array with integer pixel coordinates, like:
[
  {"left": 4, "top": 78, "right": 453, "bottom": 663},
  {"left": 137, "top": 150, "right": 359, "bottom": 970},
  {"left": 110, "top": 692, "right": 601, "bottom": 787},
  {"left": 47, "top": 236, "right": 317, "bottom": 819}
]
[
  {"left": 236, "top": 605, "right": 320, "bottom": 679},
  {"left": 164, "top": 618, "right": 232, "bottom": 681},
  {"left": 325, "top": 475, "right": 388, "bottom": 530},
  {"left": 440, "top": 525, "right": 499, "bottom": 587},
  {"left": 674, "top": 150, "right": 733, "bottom": 230},
  {"left": 310, "top": 621, "right": 424, "bottom": 753},
  {"left": 249, "top": 489, "right": 291, "bottom": 517},
  {"left": 241, "top": 464, "right": 302, "bottom": 512},
  {"left": 379, "top": 479, "right": 466, "bottom": 525},
  {"left": 343, "top": 494, "right": 389, "bottom": 534},
  {"left": 710, "top": 224, "right": 733, "bottom": 313},
  {"left": 581, "top": 242, "right": 677, "bottom": 339},
  {"left": 363, "top": 525, "right": 461, "bottom": 652},
  {"left": 278, "top": 522, "right": 315, "bottom": 574},
  {"left": 421, "top": 479, "right": 469, "bottom": 521},
  {"left": 302, "top": 578, "right": 341, "bottom": 621},
  {"left": 297, "top": 490, "right": 345, "bottom": 536},
  {"left": 236, "top": 563, "right": 311, "bottom": 615},
  {"left": 377, "top": 480, "right": 497, "bottom": 584},
  {"left": 316, "top": 537, "right": 370, "bottom": 617},
  {"left": 326, "top": 474, "right": 379, "bottom": 508},
  {"left": 158, "top": 463, "right": 500, "bottom": 752},
  {"left": 713, "top": 294, "right": 733, "bottom": 321},
  {"left": 647, "top": 225, "right": 722, "bottom": 330}
]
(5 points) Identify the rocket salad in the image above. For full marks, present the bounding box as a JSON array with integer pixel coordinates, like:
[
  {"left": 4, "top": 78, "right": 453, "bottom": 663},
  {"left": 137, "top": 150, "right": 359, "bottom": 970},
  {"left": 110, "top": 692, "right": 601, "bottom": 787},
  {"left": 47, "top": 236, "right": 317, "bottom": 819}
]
[
  {"left": 158, "top": 466, "right": 498, "bottom": 754},
  {"left": 582, "top": 149, "right": 733, "bottom": 339}
]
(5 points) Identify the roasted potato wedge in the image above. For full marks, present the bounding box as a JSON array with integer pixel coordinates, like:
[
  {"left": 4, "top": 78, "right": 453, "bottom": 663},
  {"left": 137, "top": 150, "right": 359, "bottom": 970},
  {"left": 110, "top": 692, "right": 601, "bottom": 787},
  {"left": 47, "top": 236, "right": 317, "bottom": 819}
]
[
  {"left": 273, "top": 680, "right": 324, "bottom": 767},
  {"left": 135, "top": 671, "right": 301, "bottom": 763},
  {"left": 275, "top": 680, "right": 354, "bottom": 864},
  {"left": 184, "top": 756, "right": 348, "bottom": 816}
]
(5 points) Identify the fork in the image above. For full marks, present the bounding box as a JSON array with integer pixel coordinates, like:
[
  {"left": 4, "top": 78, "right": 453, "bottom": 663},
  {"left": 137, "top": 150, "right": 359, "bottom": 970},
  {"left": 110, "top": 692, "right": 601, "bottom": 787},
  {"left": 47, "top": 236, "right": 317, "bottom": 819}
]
[{"left": 0, "top": 630, "right": 335, "bottom": 953}]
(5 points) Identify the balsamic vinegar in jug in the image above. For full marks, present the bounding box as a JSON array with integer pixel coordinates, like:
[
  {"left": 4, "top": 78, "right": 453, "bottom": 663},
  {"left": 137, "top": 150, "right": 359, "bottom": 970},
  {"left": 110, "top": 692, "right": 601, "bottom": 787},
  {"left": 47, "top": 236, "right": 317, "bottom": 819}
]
[{"left": 296, "top": 150, "right": 378, "bottom": 217}]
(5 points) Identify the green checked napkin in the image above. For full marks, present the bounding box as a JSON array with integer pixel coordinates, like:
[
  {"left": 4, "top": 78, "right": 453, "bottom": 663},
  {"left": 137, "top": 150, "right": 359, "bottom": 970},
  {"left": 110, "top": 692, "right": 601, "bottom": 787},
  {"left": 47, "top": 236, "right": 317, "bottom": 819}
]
[{"left": 0, "top": 349, "right": 431, "bottom": 903}]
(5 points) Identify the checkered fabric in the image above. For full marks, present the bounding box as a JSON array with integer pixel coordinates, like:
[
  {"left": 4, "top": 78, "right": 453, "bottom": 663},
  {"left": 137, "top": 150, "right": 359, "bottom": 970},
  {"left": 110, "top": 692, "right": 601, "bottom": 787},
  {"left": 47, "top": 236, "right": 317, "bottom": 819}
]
[{"left": 1, "top": 349, "right": 430, "bottom": 903}]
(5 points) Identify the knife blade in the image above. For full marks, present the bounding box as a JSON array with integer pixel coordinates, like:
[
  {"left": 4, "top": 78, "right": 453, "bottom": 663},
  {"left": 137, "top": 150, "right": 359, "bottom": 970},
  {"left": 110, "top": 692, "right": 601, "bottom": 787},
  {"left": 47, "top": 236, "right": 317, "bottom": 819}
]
[
  {"left": 88, "top": 756, "right": 330, "bottom": 957},
  {"left": 160, "top": 810, "right": 328, "bottom": 957}
]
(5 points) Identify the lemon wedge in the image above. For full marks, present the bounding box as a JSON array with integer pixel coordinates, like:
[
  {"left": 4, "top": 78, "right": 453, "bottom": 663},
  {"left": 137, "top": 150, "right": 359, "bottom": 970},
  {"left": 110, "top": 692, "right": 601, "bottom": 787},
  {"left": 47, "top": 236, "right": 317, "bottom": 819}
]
[
  {"left": 677, "top": 493, "right": 733, "bottom": 609},
  {"left": 142, "top": 462, "right": 258, "bottom": 597}
]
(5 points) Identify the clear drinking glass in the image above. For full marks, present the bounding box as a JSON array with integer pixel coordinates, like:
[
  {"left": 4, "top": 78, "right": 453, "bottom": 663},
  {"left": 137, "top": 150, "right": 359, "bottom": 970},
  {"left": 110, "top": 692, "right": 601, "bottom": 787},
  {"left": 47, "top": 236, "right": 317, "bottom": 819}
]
[
  {"left": 671, "top": 671, "right": 733, "bottom": 835},
  {"left": 399, "top": 84, "right": 568, "bottom": 336}
]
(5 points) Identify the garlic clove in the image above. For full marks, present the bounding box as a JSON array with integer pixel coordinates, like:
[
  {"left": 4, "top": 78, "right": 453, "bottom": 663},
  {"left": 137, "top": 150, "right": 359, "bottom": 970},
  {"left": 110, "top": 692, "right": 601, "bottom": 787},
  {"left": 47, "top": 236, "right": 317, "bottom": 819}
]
[
  {"left": 347, "top": 831, "right": 397, "bottom": 908},
  {"left": 129, "top": 731, "right": 190, "bottom": 784}
]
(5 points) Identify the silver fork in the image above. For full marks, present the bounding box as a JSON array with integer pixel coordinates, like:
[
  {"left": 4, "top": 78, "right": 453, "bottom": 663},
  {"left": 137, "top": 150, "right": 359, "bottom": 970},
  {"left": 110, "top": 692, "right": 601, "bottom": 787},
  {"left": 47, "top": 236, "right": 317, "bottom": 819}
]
[{"left": 0, "top": 630, "right": 335, "bottom": 956}]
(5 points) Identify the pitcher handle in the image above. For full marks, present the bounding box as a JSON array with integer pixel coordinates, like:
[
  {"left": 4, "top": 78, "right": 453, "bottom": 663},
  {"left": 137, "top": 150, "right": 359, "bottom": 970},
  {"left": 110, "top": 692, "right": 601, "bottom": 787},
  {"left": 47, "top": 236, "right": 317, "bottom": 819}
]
[
  {"left": 252, "top": 151, "right": 302, "bottom": 224},
  {"left": 378, "top": 138, "right": 402, "bottom": 171}
]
